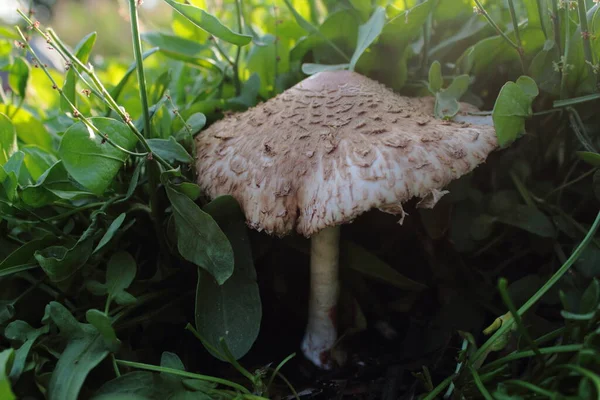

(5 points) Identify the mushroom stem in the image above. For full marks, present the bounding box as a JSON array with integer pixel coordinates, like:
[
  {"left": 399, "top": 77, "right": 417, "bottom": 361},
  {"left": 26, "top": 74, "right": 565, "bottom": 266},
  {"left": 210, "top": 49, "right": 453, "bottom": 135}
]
[{"left": 301, "top": 225, "right": 341, "bottom": 369}]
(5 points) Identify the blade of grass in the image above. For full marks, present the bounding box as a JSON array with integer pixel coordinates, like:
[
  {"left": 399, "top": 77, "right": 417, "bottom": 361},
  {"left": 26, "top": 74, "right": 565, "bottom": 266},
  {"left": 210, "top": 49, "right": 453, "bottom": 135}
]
[{"left": 472, "top": 210, "right": 600, "bottom": 366}]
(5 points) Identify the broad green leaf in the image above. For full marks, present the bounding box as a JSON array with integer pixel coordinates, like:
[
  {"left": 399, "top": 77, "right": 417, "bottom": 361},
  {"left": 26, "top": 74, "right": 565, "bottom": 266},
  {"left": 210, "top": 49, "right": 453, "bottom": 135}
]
[
  {"left": 492, "top": 76, "right": 539, "bottom": 147},
  {"left": 576, "top": 247, "right": 600, "bottom": 279},
  {"left": 0, "top": 348, "right": 15, "bottom": 400},
  {"left": 577, "top": 151, "right": 600, "bottom": 167},
  {"left": 196, "top": 195, "right": 261, "bottom": 360},
  {"left": 342, "top": 241, "right": 427, "bottom": 290},
  {"left": 141, "top": 32, "right": 209, "bottom": 59},
  {"left": 3, "top": 107, "right": 53, "bottom": 151},
  {"left": 61, "top": 32, "right": 97, "bottom": 113},
  {"left": 349, "top": 7, "right": 386, "bottom": 70},
  {"left": 21, "top": 161, "right": 88, "bottom": 208},
  {"left": 0, "top": 303, "right": 15, "bottom": 325},
  {"left": 0, "top": 235, "right": 55, "bottom": 277},
  {"left": 0, "top": 112, "right": 17, "bottom": 164},
  {"left": 4, "top": 320, "right": 49, "bottom": 380},
  {"left": 162, "top": 0, "right": 252, "bottom": 46},
  {"left": 147, "top": 137, "right": 192, "bottom": 164},
  {"left": 165, "top": 185, "right": 233, "bottom": 285},
  {"left": 496, "top": 205, "right": 556, "bottom": 238},
  {"left": 94, "top": 371, "right": 192, "bottom": 400},
  {"left": 428, "top": 61, "right": 442, "bottom": 93},
  {"left": 4, "top": 150, "right": 32, "bottom": 186},
  {"left": 35, "top": 239, "right": 94, "bottom": 282},
  {"left": 93, "top": 213, "right": 127, "bottom": 254},
  {"left": 301, "top": 63, "right": 350, "bottom": 75},
  {"left": 434, "top": 74, "right": 470, "bottom": 119},
  {"left": 85, "top": 309, "right": 119, "bottom": 347},
  {"left": 44, "top": 302, "right": 112, "bottom": 400},
  {"left": 105, "top": 251, "right": 137, "bottom": 305},
  {"left": 59, "top": 118, "right": 138, "bottom": 195},
  {"left": 9, "top": 57, "right": 29, "bottom": 98},
  {"left": 21, "top": 144, "right": 58, "bottom": 180},
  {"left": 160, "top": 352, "right": 185, "bottom": 371},
  {"left": 35, "top": 216, "right": 98, "bottom": 282},
  {"left": 177, "top": 113, "right": 206, "bottom": 139}
]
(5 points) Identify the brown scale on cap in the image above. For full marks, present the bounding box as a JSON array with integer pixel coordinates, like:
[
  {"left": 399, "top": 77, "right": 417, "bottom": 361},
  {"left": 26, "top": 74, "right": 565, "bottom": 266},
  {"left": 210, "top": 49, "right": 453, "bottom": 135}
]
[{"left": 195, "top": 70, "right": 497, "bottom": 238}]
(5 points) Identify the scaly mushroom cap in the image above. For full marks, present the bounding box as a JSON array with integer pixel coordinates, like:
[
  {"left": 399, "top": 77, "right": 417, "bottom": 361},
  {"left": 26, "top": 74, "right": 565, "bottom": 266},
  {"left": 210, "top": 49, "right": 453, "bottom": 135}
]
[{"left": 195, "top": 70, "right": 497, "bottom": 237}]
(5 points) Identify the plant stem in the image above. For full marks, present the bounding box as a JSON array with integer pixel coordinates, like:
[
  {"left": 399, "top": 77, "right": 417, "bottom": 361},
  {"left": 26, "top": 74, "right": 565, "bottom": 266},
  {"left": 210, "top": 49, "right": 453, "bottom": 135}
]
[
  {"left": 577, "top": 0, "right": 596, "bottom": 79},
  {"left": 115, "top": 359, "right": 252, "bottom": 394},
  {"left": 128, "top": 0, "right": 151, "bottom": 140},
  {"left": 233, "top": 0, "right": 243, "bottom": 95},
  {"left": 506, "top": 0, "right": 526, "bottom": 73},
  {"left": 536, "top": 0, "right": 549, "bottom": 40},
  {"left": 560, "top": 3, "right": 570, "bottom": 99},
  {"left": 127, "top": 0, "right": 168, "bottom": 262},
  {"left": 472, "top": 210, "right": 600, "bottom": 365},
  {"left": 550, "top": 0, "right": 563, "bottom": 54},
  {"left": 473, "top": 0, "right": 519, "bottom": 50}
]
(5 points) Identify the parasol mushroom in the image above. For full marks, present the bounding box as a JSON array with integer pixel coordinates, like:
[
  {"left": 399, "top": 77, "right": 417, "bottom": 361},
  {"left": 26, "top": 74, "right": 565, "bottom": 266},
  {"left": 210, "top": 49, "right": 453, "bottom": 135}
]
[{"left": 194, "top": 70, "right": 497, "bottom": 369}]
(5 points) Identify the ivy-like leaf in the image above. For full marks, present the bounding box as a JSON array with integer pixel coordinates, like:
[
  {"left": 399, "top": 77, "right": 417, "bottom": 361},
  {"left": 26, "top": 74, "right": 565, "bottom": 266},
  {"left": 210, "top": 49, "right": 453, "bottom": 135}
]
[{"left": 492, "top": 76, "right": 539, "bottom": 147}]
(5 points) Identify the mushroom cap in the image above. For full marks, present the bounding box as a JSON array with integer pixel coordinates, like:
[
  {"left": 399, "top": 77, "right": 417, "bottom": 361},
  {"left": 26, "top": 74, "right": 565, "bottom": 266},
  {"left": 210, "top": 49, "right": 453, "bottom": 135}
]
[{"left": 195, "top": 70, "right": 497, "bottom": 237}]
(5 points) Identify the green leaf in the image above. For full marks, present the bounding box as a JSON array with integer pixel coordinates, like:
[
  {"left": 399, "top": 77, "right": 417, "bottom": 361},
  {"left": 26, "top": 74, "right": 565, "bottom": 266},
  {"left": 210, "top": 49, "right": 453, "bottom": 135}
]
[
  {"left": 147, "top": 137, "right": 192, "bottom": 164},
  {"left": 0, "top": 234, "right": 56, "bottom": 277},
  {"left": 496, "top": 205, "right": 556, "bottom": 238},
  {"left": 177, "top": 113, "right": 206, "bottom": 139},
  {"left": 434, "top": 74, "right": 470, "bottom": 119},
  {"left": 105, "top": 251, "right": 137, "bottom": 306},
  {"left": 35, "top": 217, "right": 98, "bottom": 282},
  {"left": 94, "top": 371, "right": 190, "bottom": 400},
  {"left": 342, "top": 241, "right": 427, "bottom": 290},
  {"left": 59, "top": 118, "right": 138, "bottom": 195},
  {"left": 4, "top": 320, "right": 49, "bottom": 380},
  {"left": 2, "top": 107, "right": 53, "bottom": 151},
  {"left": 20, "top": 161, "right": 89, "bottom": 208},
  {"left": 428, "top": 61, "right": 443, "bottom": 93},
  {"left": 21, "top": 144, "right": 59, "bottom": 180},
  {"left": 4, "top": 150, "right": 32, "bottom": 186},
  {"left": 61, "top": 32, "right": 97, "bottom": 113},
  {"left": 165, "top": 185, "right": 233, "bottom": 285},
  {"left": 349, "top": 7, "right": 386, "bottom": 70},
  {"left": 85, "top": 309, "right": 120, "bottom": 348},
  {"left": 492, "top": 76, "right": 539, "bottom": 147},
  {"left": 196, "top": 195, "right": 261, "bottom": 360},
  {"left": 0, "top": 348, "right": 15, "bottom": 400},
  {"left": 301, "top": 63, "right": 350, "bottom": 75},
  {"left": 44, "top": 302, "right": 112, "bottom": 400},
  {"left": 577, "top": 151, "right": 600, "bottom": 167},
  {"left": 141, "top": 32, "right": 209, "bottom": 59},
  {"left": 9, "top": 57, "right": 29, "bottom": 98},
  {"left": 0, "top": 112, "right": 17, "bottom": 165},
  {"left": 162, "top": 0, "right": 252, "bottom": 46},
  {"left": 93, "top": 213, "right": 127, "bottom": 254}
]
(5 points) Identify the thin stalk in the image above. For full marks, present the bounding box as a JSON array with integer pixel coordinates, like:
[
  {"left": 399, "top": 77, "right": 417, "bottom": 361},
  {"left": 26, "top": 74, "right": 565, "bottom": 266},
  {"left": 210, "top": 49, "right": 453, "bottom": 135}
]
[
  {"left": 468, "top": 365, "right": 494, "bottom": 400},
  {"left": 498, "top": 278, "right": 543, "bottom": 360},
  {"left": 551, "top": 0, "right": 563, "bottom": 54},
  {"left": 560, "top": 4, "right": 571, "bottom": 99},
  {"left": 473, "top": 0, "right": 519, "bottom": 50},
  {"left": 472, "top": 211, "right": 600, "bottom": 366},
  {"left": 507, "top": 0, "right": 526, "bottom": 73},
  {"left": 544, "top": 167, "right": 597, "bottom": 199},
  {"left": 14, "top": 27, "right": 149, "bottom": 160},
  {"left": 128, "top": 0, "right": 151, "bottom": 139},
  {"left": 536, "top": 0, "right": 549, "bottom": 40},
  {"left": 115, "top": 359, "right": 251, "bottom": 394},
  {"left": 127, "top": 0, "right": 168, "bottom": 251},
  {"left": 577, "top": 0, "right": 595, "bottom": 79},
  {"left": 480, "top": 344, "right": 582, "bottom": 372},
  {"left": 233, "top": 0, "right": 243, "bottom": 95}
]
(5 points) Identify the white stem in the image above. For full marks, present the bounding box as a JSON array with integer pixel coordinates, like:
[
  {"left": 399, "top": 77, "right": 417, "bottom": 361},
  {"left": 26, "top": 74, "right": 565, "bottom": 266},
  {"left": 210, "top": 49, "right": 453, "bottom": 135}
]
[{"left": 301, "top": 225, "right": 341, "bottom": 369}]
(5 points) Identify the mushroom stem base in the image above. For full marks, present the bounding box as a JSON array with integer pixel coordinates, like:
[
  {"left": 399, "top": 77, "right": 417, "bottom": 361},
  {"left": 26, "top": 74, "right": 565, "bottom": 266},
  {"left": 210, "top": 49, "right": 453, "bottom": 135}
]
[{"left": 301, "top": 225, "right": 341, "bottom": 369}]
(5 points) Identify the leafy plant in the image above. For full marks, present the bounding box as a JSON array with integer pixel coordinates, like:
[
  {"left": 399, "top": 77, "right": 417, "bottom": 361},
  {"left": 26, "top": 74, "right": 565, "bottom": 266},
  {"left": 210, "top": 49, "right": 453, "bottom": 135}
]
[{"left": 0, "top": 0, "right": 599, "bottom": 398}]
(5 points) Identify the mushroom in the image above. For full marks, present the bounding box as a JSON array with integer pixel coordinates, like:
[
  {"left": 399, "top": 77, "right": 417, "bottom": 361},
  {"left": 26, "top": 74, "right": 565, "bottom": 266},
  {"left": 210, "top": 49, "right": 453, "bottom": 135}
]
[{"left": 194, "top": 70, "right": 497, "bottom": 369}]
